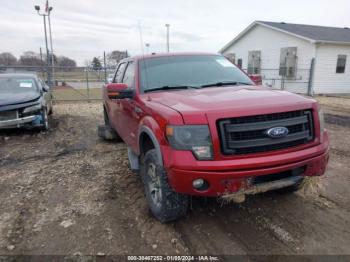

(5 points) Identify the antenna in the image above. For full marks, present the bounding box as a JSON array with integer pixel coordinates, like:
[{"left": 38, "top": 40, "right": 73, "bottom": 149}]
[{"left": 137, "top": 21, "right": 150, "bottom": 95}]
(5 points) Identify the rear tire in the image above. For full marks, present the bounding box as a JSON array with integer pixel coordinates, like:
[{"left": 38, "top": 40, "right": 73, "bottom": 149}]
[
  {"left": 101, "top": 107, "right": 122, "bottom": 142},
  {"left": 98, "top": 125, "right": 120, "bottom": 141},
  {"left": 48, "top": 101, "right": 53, "bottom": 115},
  {"left": 141, "top": 149, "right": 188, "bottom": 222}
]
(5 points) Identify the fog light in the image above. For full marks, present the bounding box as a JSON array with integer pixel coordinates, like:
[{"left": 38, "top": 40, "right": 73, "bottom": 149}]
[{"left": 193, "top": 179, "right": 204, "bottom": 189}]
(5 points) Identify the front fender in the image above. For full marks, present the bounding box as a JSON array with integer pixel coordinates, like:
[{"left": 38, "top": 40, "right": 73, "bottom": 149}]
[{"left": 138, "top": 116, "right": 165, "bottom": 166}]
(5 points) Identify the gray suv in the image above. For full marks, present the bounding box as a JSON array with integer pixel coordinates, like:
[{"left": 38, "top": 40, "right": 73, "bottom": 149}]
[{"left": 0, "top": 73, "right": 53, "bottom": 130}]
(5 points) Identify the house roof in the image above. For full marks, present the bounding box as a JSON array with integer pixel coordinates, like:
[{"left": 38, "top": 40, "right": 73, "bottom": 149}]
[{"left": 219, "top": 21, "right": 350, "bottom": 53}]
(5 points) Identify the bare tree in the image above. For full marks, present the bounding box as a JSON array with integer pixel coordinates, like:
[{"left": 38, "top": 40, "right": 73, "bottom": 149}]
[
  {"left": 57, "top": 56, "right": 77, "bottom": 68},
  {"left": 18, "top": 51, "right": 43, "bottom": 67},
  {"left": 106, "top": 50, "right": 129, "bottom": 67},
  {"left": 0, "top": 52, "right": 17, "bottom": 66}
]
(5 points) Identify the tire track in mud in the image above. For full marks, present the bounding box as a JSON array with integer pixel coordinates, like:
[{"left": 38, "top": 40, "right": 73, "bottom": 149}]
[
  {"left": 104, "top": 155, "right": 190, "bottom": 254},
  {"left": 325, "top": 113, "right": 350, "bottom": 128}
]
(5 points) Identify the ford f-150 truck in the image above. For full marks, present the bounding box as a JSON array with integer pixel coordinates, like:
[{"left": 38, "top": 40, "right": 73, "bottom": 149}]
[{"left": 100, "top": 53, "right": 329, "bottom": 222}]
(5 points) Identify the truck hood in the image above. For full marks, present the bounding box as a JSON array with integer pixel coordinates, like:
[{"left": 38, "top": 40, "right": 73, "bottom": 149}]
[
  {"left": 0, "top": 91, "right": 40, "bottom": 107},
  {"left": 147, "top": 86, "right": 316, "bottom": 124}
]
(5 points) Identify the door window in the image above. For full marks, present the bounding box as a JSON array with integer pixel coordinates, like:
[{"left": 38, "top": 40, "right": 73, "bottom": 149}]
[
  {"left": 114, "top": 62, "right": 127, "bottom": 83},
  {"left": 122, "top": 61, "right": 135, "bottom": 88}
]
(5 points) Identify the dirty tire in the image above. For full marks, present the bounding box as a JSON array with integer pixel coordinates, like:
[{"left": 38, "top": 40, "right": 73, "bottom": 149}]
[
  {"left": 141, "top": 149, "right": 188, "bottom": 222},
  {"left": 98, "top": 125, "right": 120, "bottom": 141},
  {"left": 40, "top": 108, "right": 49, "bottom": 131},
  {"left": 276, "top": 177, "right": 305, "bottom": 193},
  {"left": 103, "top": 107, "right": 122, "bottom": 142},
  {"left": 48, "top": 101, "right": 53, "bottom": 115},
  {"left": 104, "top": 107, "right": 110, "bottom": 125}
]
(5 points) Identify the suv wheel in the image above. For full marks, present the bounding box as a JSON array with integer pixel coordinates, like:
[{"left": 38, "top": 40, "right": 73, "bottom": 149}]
[
  {"left": 141, "top": 149, "right": 188, "bottom": 222},
  {"left": 41, "top": 108, "right": 49, "bottom": 131}
]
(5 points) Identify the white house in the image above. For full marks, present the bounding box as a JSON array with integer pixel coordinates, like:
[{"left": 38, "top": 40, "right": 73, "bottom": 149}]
[{"left": 219, "top": 21, "right": 350, "bottom": 94}]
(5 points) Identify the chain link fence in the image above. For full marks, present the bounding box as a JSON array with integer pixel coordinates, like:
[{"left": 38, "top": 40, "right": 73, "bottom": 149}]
[
  {"left": 0, "top": 65, "right": 114, "bottom": 101},
  {"left": 1, "top": 62, "right": 314, "bottom": 101},
  {"left": 243, "top": 67, "right": 312, "bottom": 95}
]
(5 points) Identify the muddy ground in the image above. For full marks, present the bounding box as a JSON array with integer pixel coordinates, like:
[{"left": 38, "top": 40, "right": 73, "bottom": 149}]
[{"left": 0, "top": 98, "right": 349, "bottom": 256}]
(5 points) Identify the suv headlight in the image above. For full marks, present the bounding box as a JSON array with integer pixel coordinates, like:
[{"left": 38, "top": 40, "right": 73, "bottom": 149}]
[
  {"left": 166, "top": 125, "right": 213, "bottom": 160},
  {"left": 23, "top": 104, "right": 42, "bottom": 114},
  {"left": 318, "top": 108, "right": 325, "bottom": 142}
]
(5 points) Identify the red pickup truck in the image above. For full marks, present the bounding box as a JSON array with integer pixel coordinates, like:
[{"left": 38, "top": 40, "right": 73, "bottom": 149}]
[{"left": 100, "top": 53, "right": 329, "bottom": 222}]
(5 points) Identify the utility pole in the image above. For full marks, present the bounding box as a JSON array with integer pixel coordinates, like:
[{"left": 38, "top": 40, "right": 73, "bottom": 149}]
[
  {"left": 39, "top": 47, "right": 44, "bottom": 79},
  {"left": 165, "top": 24, "right": 170, "bottom": 52},
  {"left": 34, "top": 5, "right": 52, "bottom": 87},
  {"left": 47, "top": 2, "right": 55, "bottom": 86},
  {"left": 103, "top": 51, "right": 107, "bottom": 83}
]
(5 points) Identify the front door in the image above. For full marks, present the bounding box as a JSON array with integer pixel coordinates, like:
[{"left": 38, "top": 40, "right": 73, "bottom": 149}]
[{"left": 118, "top": 61, "right": 140, "bottom": 150}]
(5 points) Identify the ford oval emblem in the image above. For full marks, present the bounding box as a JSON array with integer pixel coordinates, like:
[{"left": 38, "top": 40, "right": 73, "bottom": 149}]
[{"left": 266, "top": 127, "right": 289, "bottom": 138}]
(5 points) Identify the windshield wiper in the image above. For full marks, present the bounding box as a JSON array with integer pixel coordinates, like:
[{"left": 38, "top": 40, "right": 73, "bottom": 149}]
[
  {"left": 200, "top": 81, "right": 251, "bottom": 88},
  {"left": 144, "top": 85, "right": 198, "bottom": 93}
]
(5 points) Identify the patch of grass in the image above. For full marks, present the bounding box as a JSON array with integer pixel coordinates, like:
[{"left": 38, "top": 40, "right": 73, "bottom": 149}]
[{"left": 53, "top": 88, "right": 102, "bottom": 100}]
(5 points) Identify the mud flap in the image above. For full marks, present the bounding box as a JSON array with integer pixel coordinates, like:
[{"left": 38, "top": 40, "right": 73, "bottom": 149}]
[{"left": 127, "top": 147, "right": 140, "bottom": 172}]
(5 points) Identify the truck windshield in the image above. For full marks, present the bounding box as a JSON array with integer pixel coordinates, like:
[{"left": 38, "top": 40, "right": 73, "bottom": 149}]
[
  {"left": 0, "top": 77, "right": 38, "bottom": 93},
  {"left": 139, "top": 55, "right": 253, "bottom": 92}
]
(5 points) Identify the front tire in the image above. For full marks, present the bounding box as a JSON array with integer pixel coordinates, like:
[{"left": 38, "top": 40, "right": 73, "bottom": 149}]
[
  {"left": 40, "top": 108, "right": 49, "bottom": 131},
  {"left": 141, "top": 149, "right": 188, "bottom": 222}
]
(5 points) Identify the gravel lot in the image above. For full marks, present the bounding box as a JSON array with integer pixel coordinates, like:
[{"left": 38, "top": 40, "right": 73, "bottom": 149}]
[{"left": 0, "top": 98, "right": 349, "bottom": 256}]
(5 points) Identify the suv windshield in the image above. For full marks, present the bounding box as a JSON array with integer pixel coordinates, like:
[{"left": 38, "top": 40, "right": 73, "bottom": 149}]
[
  {"left": 139, "top": 55, "right": 253, "bottom": 92},
  {"left": 0, "top": 76, "right": 38, "bottom": 93}
]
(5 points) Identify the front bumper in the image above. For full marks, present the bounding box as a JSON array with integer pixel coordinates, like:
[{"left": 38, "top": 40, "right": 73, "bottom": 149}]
[
  {"left": 0, "top": 115, "right": 37, "bottom": 129},
  {"left": 166, "top": 133, "right": 329, "bottom": 196}
]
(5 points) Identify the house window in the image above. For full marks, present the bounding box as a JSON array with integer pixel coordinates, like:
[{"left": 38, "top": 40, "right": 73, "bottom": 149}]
[
  {"left": 336, "top": 55, "right": 346, "bottom": 73},
  {"left": 279, "top": 47, "right": 297, "bottom": 78},
  {"left": 248, "top": 51, "right": 261, "bottom": 74},
  {"left": 225, "top": 53, "right": 236, "bottom": 64},
  {"left": 237, "top": 58, "right": 243, "bottom": 69}
]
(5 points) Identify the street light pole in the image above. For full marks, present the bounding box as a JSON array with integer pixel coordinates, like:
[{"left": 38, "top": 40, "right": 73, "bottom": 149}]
[
  {"left": 165, "top": 24, "right": 170, "bottom": 52},
  {"left": 47, "top": 5, "right": 54, "bottom": 86},
  {"left": 34, "top": 5, "right": 52, "bottom": 87},
  {"left": 145, "top": 43, "right": 150, "bottom": 54}
]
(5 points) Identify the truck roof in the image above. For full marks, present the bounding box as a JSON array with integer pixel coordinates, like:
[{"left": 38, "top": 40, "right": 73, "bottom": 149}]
[{"left": 125, "top": 52, "right": 221, "bottom": 62}]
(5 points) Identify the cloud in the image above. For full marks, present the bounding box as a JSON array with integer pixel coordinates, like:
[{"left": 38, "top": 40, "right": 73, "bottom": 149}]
[{"left": 0, "top": 0, "right": 349, "bottom": 65}]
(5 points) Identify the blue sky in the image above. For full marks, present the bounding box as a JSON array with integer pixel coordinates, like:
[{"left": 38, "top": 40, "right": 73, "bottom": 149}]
[{"left": 1, "top": 0, "right": 349, "bottom": 65}]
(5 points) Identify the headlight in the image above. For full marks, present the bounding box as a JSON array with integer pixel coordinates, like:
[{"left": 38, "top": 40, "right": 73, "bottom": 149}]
[
  {"left": 166, "top": 125, "right": 213, "bottom": 160},
  {"left": 318, "top": 108, "right": 325, "bottom": 142},
  {"left": 23, "top": 104, "right": 42, "bottom": 114}
]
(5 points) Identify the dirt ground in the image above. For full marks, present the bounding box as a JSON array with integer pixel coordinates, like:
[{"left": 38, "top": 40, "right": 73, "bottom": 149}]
[{"left": 0, "top": 97, "right": 350, "bottom": 256}]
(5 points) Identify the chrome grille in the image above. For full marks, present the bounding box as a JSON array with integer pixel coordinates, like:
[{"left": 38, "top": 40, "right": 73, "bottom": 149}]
[
  {"left": 218, "top": 110, "right": 314, "bottom": 155},
  {"left": 0, "top": 110, "right": 18, "bottom": 121}
]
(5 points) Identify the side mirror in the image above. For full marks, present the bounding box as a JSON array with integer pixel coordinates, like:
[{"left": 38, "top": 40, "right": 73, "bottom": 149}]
[{"left": 106, "top": 83, "right": 133, "bottom": 99}]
